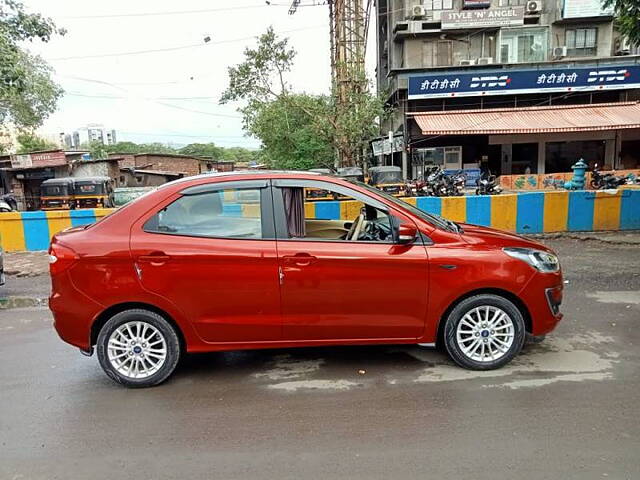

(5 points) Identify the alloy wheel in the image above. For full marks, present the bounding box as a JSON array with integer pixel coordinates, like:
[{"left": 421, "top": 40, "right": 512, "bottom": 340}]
[
  {"left": 455, "top": 306, "right": 515, "bottom": 363},
  {"left": 107, "top": 321, "right": 167, "bottom": 379}
]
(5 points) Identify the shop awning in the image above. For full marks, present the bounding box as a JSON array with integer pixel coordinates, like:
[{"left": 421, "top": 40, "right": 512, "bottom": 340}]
[{"left": 411, "top": 102, "right": 640, "bottom": 135}]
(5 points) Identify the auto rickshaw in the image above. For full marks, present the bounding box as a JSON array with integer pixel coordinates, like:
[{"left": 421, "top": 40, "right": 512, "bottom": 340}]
[
  {"left": 305, "top": 168, "right": 337, "bottom": 201},
  {"left": 368, "top": 166, "right": 406, "bottom": 196},
  {"left": 335, "top": 167, "right": 365, "bottom": 199},
  {"left": 40, "top": 178, "right": 76, "bottom": 210},
  {"left": 73, "top": 176, "right": 115, "bottom": 208},
  {"left": 337, "top": 167, "right": 365, "bottom": 183}
]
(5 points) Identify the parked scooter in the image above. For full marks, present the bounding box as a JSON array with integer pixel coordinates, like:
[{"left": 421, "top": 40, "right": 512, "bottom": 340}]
[
  {"left": 475, "top": 170, "right": 502, "bottom": 195},
  {"left": 590, "top": 163, "right": 626, "bottom": 189},
  {"left": 0, "top": 193, "right": 17, "bottom": 212},
  {"left": 425, "top": 167, "right": 449, "bottom": 196}
]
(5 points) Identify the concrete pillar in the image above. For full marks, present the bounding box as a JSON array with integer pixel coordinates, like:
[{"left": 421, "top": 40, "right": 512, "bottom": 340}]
[
  {"left": 402, "top": 149, "right": 408, "bottom": 179},
  {"left": 501, "top": 143, "right": 513, "bottom": 175},
  {"left": 537, "top": 140, "right": 545, "bottom": 174},
  {"left": 604, "top": 137, "right": 616, "bottom": 169}
]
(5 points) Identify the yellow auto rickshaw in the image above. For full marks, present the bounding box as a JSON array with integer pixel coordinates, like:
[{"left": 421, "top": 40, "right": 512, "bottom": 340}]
[
  {"left": 368, "top": 166, "right": 407, "bottom": 196},
  {"left": 40, "top": 177, "right": 76, "bottom": 210},
  {"left": 73, "top": 176, "right": 115, "bottom": 208}
]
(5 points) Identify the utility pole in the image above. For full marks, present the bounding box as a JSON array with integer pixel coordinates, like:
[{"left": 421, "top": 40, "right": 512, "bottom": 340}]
[{"left": 289, "top": 0, "right": 372, "bottom": 166}]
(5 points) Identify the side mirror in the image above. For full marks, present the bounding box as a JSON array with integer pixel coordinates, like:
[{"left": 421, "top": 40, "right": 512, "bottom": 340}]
[{"left": 397, "top": 222, "right": 417, "bottom": 244}]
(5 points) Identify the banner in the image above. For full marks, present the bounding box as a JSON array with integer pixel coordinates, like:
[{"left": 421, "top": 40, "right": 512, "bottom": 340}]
[
  {"left": 441, "top": 7, "right": 524, "bottom": 29},
  {"left": 408, "top": 64, "right": 640, "bottom": 99}
]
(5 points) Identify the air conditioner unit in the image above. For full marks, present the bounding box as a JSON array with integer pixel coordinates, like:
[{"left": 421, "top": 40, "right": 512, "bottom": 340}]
[
  {"left": 616, "top": 37, "right": 631, "bottom": 55},
  {"left": 411, "top": 4, "right": 427, "bottom": 19},
  {"left": 526, "top": 0, "right": 542, "bottom": 13},
  {"left": 552, "top": 46, "right": 567, "bottom": 58},
  {"left": 459, "top": 59, "right": 476, "bottom": 66},
  {"left": 477, "top": 57, "right": 494, "bottom": 65}
]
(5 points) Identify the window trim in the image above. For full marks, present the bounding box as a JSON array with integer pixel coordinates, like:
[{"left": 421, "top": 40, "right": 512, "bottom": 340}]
[{"left": 142, "top": 181, "right": 276, "bottom": 240}]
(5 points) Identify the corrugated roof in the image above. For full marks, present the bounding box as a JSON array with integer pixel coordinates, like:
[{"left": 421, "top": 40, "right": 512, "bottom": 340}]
[{"left": 411, "top": 102, "right": 640, "bottom": 135}]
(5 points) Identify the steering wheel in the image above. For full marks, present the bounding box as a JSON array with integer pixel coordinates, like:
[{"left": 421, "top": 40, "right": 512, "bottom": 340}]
[{"left": 347, "top": 212, "right": 365, "bottom": 241}]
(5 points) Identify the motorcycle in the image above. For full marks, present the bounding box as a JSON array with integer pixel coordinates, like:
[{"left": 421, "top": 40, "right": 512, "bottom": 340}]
[
  {"left": 446, "top": 170, "right": 467, "bottom": 196},
  {"left": 0, "top": 193, "right": 17, "bottom": 212},
  {"left": 425, "top": 167, "right": 449, "bottom": 196},
  {"left": 475, "top": 171, "right": 502, "bottom": 195},
  {"left": 590, "top": 163, "right": 626, "bottom": 190}
]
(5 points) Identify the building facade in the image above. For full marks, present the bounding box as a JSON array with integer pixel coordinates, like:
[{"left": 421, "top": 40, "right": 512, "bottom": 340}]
[
  {"left": 64, "top": 124, "right": 117, "bottom": 149},
  {"left": 376, "top": 0, "right": 640, "bottom": 179}
]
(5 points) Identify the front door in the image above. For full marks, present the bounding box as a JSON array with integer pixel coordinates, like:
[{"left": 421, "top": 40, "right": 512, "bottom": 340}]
[
  {"left": 272, "top": 180, "right": 429, "bottom": 341},
  {"left": 130, "top": 180, "right": 282, "bottom": 343}
]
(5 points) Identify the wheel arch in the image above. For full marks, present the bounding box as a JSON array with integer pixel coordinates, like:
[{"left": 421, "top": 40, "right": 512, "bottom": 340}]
[
  {"left": 90, "top": 302, "right": 186, "bottom": 352},
  {"left": 435, "top": 288, "right": 532, "bottom": 348}
]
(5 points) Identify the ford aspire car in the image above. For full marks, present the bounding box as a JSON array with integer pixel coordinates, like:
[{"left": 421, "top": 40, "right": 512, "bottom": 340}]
[{"left": 50, "top": 171, "right": 563, "bottom": 387}]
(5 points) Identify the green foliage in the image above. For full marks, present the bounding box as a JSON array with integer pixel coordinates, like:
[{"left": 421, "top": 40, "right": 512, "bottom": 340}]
[
  {"left": 221, "top": 27, "right": 387, "bottom": 169},
  {"left": 178, "top": 142, "right": 224, "bottom": 159},
  {"left": 249, "top": 93, "right": 334, "bottom": 170},
  {"left": 603, "top": 0, "right": 640, "bottom": 46},
  {"left": 0, "top": 0, "right": 65, "bottom": 128},
  {"left": 16, "top": 131, "right": 56, "bottom": 153}
]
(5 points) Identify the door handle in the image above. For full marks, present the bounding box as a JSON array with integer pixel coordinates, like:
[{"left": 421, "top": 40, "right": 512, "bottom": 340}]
[
  {"left": 137, "top": 251, "right": 171, "bottom": 266},
  {"left": 282, "top": 253, "right": 317, "bottom": 266}
]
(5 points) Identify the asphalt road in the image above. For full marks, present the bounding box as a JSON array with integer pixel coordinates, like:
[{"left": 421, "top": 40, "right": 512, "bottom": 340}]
[{"left": 1, "top": 237, "right": 639, "bottom": 480}]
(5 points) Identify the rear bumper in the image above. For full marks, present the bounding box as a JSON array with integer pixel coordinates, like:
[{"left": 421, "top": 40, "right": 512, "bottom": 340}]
[{"left": 50, "top": 272, "right": 103, "bottom": 350}]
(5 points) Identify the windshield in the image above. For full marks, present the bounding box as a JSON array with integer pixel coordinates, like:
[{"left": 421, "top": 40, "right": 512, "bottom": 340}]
[
  {"left": 372, "top": 171, "right": 402, "bottom": 184},
  {"left": 41, "top": 185, "right": 68, "bottom": 196},
  {"left": 350, "top": 180, "right": 453, "bottom": 231},
  {"left": 75, "top": 183, "right": 104, "bottom": 195}
]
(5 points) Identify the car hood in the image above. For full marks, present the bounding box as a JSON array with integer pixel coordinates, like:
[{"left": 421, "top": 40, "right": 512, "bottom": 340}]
[{"left": 458, "top": 223, "right": 551, "bottom": 251}]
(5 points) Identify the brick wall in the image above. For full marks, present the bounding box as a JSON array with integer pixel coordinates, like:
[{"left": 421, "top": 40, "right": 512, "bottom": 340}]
[{"left": 134, "top": 154, "right": 203, "bottom": 176}]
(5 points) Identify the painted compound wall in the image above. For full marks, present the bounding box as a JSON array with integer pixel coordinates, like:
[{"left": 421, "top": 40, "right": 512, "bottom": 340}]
[{"left": 0, "top": 190, "right": 638, "bottom": 252}]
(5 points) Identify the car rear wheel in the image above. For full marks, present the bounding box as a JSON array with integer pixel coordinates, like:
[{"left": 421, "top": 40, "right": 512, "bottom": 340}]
[
  {"left": 96, "top": 309, "right": 181, "bottom": 388},
  {"left": 443, "top": 294, "right": 525, "bottom": 370}
]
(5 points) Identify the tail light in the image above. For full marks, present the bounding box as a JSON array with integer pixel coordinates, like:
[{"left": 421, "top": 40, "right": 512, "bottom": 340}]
[{"left": 49, "top": 243, "right": 79, "bottom": 276}]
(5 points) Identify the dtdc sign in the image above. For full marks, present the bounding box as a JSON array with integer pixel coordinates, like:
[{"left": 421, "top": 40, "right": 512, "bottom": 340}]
[{"left": 407, "top": 65, "right": 640, "bottom": 99}]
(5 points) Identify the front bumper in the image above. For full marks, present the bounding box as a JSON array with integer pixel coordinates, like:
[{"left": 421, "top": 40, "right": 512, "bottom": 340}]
[{"left": 519, "top": 270, "right": 564, "bottom": 336}]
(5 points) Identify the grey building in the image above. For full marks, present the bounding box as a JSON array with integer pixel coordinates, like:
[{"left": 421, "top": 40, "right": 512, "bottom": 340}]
[{"left": 376, "top": 0, "right": 640, "bottom": 179}]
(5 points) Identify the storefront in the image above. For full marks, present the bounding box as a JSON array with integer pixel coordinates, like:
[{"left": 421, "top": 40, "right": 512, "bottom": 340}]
[{"left": 405, "top": 62, "right": 640, "bottom": 176}]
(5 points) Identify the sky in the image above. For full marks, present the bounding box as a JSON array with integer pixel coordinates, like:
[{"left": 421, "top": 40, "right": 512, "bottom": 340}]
[{"left": 21, "top": 0, "right": 377, "bottom": 149}]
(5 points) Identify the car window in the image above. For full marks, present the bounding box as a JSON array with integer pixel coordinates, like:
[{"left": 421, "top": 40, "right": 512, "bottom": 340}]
[
  {"left": 278, "top": 184, "right": 394, "bottom": 243},
  {"left": 144, "top": 188, "right": 263, "bottom": 239}
]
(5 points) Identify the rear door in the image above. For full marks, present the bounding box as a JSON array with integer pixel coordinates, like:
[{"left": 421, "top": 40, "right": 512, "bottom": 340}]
[{"left": 130, "top": 179, "right": 282, "bottom": 343}]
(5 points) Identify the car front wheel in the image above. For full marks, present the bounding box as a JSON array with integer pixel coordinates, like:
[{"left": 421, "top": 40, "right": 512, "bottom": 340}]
[
  {"left": 443, "top": 294, "right": 525, "bottom": 370},
  {"left": 96, "top": 309, "right": 181, "bottom": 388}
]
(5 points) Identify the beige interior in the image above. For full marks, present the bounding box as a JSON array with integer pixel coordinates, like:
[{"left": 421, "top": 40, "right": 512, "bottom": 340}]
[{"left": 304, "top": 219, "right": 350, "bottom": 239}]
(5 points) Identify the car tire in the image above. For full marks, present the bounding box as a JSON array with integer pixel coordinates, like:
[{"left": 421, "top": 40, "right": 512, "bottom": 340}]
[
  {"left": 96, "top": 309, "right": 181, "bottom": 388},
  {"left": 443, "top": 294, "right": 525, "bottom": 370}
]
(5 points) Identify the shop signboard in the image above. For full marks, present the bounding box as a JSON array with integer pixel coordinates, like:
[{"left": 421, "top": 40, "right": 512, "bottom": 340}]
[
  {"left": 408, "top": 64, "right": 640, "bottom": 99},
  {"left": 563, "top": 0, "right": 613, "bottom": 18},
  {"left": 441, "top": 7, "right": 524, "bottom": 29},
  {"left": 10, "top": 154, "right": 32, "bottom": 169},
  {"left": 463, "top": 0, "right": 491, "bottom": 8},
  {"left": 10, "top": 150, "right": 67, "bottom": 169},
  {"left": 372, "top": 136, "right": 404, "bottom": 156}
]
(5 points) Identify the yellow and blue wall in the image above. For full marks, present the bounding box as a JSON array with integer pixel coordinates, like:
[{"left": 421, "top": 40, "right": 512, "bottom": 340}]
[{"left": 0, "top": 190, "right": 638, "bottom": 252}]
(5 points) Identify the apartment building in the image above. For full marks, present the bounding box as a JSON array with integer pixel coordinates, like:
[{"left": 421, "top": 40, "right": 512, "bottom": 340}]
[{"left": 376, "top": 0, "right": 640, "bottom": 179}]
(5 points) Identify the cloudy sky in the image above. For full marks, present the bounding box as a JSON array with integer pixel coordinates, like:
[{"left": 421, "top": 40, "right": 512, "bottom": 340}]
[{"left": 21, "top": 0, "right": 377, "bottom": 149}]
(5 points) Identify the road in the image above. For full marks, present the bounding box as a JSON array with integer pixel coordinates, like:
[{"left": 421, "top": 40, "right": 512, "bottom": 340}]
[{"left": 1, "top": 237, "right": 639, "bottom": 479}]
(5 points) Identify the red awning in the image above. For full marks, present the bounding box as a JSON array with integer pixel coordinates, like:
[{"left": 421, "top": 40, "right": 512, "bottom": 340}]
[{"left": 411, "top": 102, "right": 640, "bottom": 135}]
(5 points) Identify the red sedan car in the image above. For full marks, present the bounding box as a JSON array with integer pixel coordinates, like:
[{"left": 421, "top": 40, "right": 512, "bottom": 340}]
[{"left": 50, "top": 171, "right": 563, "bottom": 387}]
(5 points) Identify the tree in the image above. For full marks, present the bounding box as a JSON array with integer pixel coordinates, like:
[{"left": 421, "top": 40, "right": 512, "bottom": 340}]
[
  {"left": 220, "top": 27, "right": 387, "bottom": 169},
  {"left": 0, "top": 0, "right": 65, "bottom": 128},
  {"left": 16, "top": 131, "right": 57, "bottom": 153},
  {"left": 179, "top": 142, "right": 224, "bottom": 159},
  {"left": 603, "top": 0, "right": 640, "bottom": 46}
]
